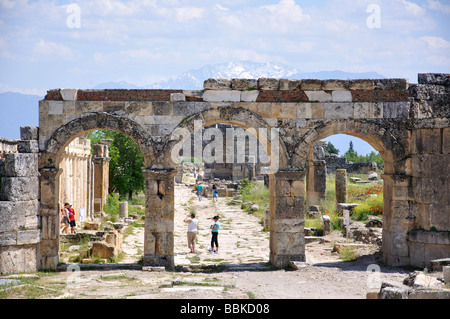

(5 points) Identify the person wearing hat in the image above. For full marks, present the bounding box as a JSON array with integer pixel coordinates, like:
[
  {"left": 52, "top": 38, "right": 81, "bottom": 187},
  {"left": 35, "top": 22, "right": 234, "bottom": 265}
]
[{"left": 209, "top": 216, "right": 220, "bottom": 253}]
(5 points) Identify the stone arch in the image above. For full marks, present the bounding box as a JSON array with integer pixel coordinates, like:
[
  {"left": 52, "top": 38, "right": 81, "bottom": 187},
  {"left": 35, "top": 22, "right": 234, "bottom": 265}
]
[
  {"left": 163, "top": 106, "right": 290, "bottom": 171},
  {"left": 38, "top": 112, "right": 157, "bottom": 269},
  {"left": 290, "top": 119, "right": 412, "bottom": 267},
  {"left": 162, "top": 107, "right": 298, "bottom": 267},
  {"left": 290, "top": 120, "right": 407, "bottom": 174},
  {"left": 41, "top": 112, "right": 157, "bottom": 168}
]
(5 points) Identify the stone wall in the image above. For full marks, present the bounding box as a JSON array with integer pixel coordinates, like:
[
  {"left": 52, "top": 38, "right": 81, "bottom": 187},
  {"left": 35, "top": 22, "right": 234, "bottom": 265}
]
[
  {"left": 324, "top": 154, "right": 378, "bottom": 174},
  {"left": 0, "top": 73, "right": 445, "bottom": 272},
  {"left": 0, "top": 127, "right": 40, "bottom": 274},
  {"left": 404, "top": 74, "right": 450, "bottom": 268}
]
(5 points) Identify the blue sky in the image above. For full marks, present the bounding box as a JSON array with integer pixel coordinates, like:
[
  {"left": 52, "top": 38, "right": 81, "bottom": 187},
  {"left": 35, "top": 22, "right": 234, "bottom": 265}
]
[
  {"left": 0, "top": 0, "right": 449, "bottom": 154},
  {"left": 0, "top": 0, "right": 449, "bottom": 95}
]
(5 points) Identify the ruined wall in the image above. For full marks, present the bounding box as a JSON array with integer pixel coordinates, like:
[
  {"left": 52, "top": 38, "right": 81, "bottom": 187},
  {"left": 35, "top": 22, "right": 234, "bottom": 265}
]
[
  {"left": 405, "top": 74, "right": 450, "bottom": 267},
  {"left": 0, "top": 73, "right": 445, "bottom": 273},
  {"left": 0, "top": 127, "right": 40, "bottom": 274}
]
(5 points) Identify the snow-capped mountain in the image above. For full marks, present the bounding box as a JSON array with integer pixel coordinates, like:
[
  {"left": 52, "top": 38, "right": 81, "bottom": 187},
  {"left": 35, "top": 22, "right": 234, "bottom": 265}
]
[
  {"left": 147, "top": 61, "right": 300, "bottom": 90},
  {"left": 94, "top": 61, "right": 385, "bottom": 90}
]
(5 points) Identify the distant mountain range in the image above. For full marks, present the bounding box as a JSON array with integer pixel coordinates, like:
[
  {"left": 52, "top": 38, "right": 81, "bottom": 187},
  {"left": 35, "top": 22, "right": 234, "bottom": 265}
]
[
  {"left": 0, "top": 92, "right": 42, "bottom": 139},
  {"left": 93, "top": 61, "right": 385, "bottom": 90},
  {"left": 1, "top": 61, "right": 385, "bottom": 139}
]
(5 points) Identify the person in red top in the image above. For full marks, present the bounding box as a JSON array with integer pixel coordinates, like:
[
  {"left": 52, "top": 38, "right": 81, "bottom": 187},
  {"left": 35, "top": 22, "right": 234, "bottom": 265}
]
[{"left": 68, "top": 203, "right": 76, "bottom": 234}]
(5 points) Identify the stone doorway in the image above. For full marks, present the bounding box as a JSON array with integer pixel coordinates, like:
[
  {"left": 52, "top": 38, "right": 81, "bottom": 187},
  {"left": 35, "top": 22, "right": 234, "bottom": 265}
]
[
  {"left": 171, "top": 121, "right": 273, "bottom": 269},
  {"left": 38, "top": 113, "right": 156, "bottom": 270},
  {"left": 305, "top": 134, "right": 385, "bottom": 248}
]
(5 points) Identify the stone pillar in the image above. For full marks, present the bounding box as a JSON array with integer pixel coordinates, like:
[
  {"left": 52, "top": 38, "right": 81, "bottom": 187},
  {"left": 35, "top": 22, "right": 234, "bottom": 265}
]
[
  {"left": 306, "top": 160, "right": 327, "bottom": 207},
  {"left": 39, "top": 167, "right": 62, "bottom": 270},
  {"left": 382, "top": 174, "right": 413, "bottom": 267},
  {"left": 119, "top": 201, "right": 128, "bottom": 218},
  {"left": 322, "top": 215, "right": 331, "bottom": 235},
  {"left": 143, "top": 168, "right": 177, "bottom": 269},
  {"left": 335, "top": 169, "right": 347, "bottom": 205},
  {"left": 93, "top": 139, "right": 112, "bottom": 213},
  {"left": 269, "top": 170, "right": 306, "bottom": 268},
  {"left": 0, "top": 130, "right": 40, "bottom": 274}
]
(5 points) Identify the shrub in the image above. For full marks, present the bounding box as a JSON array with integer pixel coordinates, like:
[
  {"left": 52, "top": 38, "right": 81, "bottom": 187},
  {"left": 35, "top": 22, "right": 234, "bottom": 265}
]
[
  {"left": 104, "top": 193, "right": 120, "bottom": 216},
  {"left": 339, "top": 246, "right": 358, "bottom": 261},
  {"left": 352, "top": 194, "right": 383, "bottom": 221}
]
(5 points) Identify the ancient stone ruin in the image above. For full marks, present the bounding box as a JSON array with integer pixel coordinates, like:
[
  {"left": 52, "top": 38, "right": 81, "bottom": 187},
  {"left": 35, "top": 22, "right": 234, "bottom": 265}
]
[{"left": 1, "top": 73, "right": 449, "bottom": 275}]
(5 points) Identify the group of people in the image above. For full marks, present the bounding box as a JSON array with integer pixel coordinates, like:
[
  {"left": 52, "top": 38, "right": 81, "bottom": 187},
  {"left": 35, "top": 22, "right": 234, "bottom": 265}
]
[
  {"left": 183, "top": 182, "right": 221, "bottom": 254},
  {"left": 60, "top": 202, "right": 77, "bottom": 234},
  {"left": 184, "top": 213, "right": 220, "bottom": 254},
  {"left": 196, "top": 182, "right": 219, "bottom": 202}
]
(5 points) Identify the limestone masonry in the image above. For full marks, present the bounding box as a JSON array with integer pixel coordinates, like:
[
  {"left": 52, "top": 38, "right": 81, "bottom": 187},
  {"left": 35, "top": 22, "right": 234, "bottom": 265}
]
[{"left": 1, "top": 73, "right": 449, "bottom": 274}]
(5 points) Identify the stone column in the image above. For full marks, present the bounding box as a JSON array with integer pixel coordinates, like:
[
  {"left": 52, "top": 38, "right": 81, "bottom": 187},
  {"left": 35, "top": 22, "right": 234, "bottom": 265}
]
[
  {"left": 93, "top": 139, "right": 112, "bottom": 213},
  {"left": 335, "top": 169, "right": 347, "bottom": 204},
  {"left": 269, "top": 169, "right": 306, "bottom": 268},
  {"left": 382, "top": 174, "right": 413, "bottom": 267},
  {"left": 143, "top": 168, "right": 177, "bottom": 269},
  {"left": 119, "top": 201, "right": 128, "bottom": 218},
  {"left": 306, "top": 159, "right": 327, "bottom": 207},
  {"left": 39, "top": 167, "right": 62, "bottom": 270}
]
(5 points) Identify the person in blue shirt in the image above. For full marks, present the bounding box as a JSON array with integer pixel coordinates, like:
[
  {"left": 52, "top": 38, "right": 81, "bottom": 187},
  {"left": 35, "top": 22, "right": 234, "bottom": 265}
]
[
  {"left": 212, "top": 184, "right": 218, "bottom": 203},
  {"left": 209, "top": 216, "right": 220, "bottom": 253},
  {"left": 197, "top": 182, "right": 203, "bottom": 201}
]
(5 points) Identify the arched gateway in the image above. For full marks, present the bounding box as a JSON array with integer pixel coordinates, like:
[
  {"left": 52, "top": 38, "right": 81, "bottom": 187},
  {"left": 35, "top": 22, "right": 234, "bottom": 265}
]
[{"left": 1, "top": 74, "right": 449, "bottom": 274}]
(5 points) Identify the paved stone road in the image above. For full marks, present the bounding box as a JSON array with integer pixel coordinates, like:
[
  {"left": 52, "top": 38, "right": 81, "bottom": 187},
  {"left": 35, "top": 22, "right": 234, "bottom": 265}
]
[
  {"left": 173, "top": 184, "right": 271, "bottom": 270},
  {"left": 121, "top": 184, "right": 271, "bottom": 269}
]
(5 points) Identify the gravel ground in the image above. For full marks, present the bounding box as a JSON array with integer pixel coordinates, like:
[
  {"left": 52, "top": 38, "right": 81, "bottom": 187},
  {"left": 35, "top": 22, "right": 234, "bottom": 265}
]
[{"left": 2, "top": 184, "right": 411, "bottom": 302}]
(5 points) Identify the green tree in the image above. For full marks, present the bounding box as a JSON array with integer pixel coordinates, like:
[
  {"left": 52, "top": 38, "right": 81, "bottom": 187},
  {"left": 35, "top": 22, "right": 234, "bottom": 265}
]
[
  {"left": 88, "top": 130, "right": 145, "bottom": 199},
  {"left": 324, "top": 141, "right": 339, "bottom": 155},
  {"left": 343, "top": 141, "right": 359, "bottom": 162}
]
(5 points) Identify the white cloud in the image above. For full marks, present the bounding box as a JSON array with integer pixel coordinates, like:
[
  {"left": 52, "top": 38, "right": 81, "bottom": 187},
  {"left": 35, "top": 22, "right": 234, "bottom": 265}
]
[
  {"left": 261, "top": 0, "right": 310, "bottom": 23},
  {"left": 175, "top": 7, "right": 204, "bottom": 21},
  {"left": 216, "top": 0, "right": 310, "bottom": 35},
  {"left": 420, "top": 36, "right": 450, "bottom": 50},
  {"left": 215, "top": 4, "right": 229, "bottom": 12},
  {"left": 400, "top": 0, "right": 426, "bottom": 16},
  {"left": 0, "top": 0, "right": 15, "bottom": 9},
  {"left": 427, "top": 0, "right": 450, "bottom": 14},
  {"left": 92, "top": 49, "right": 164, "bottom": 64},
  {"left": 33, "top": 39, "right": 74, "bottom": 60}
]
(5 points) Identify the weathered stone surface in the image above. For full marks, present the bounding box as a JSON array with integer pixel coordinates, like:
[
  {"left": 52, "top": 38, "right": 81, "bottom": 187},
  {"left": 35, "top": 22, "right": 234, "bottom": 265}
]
[
  {"left": 258, "top": 78, "right": 279, "bottom": 90},
  {"left": 17, "top": 140, "right": 39, "bottom": 153},
  {"left": 2, "top": 73, "right": 449, "bottom": 275},
  {"left": 20, "top": 126, "right": 39, "bottom": 140},
  {"left": 0, "top": 153, "right": 38, "bottom": 177},
  {"left": 322, "top": 215, "right": 331, "bottom": 235},
  {"left": 119, "top": 201, "right": 128, "bottom": 218},
  {"left": 418, "top": 73, "right": 450, "bottom": 85},
  {"left": 92, "top": 241, "right": 116, "bottom": 259},
  {"left": 60, "top": 89, "right": 78, "bottom": 101},
  {"left": 203, "top": 78, "right": 231, "bottom": 90},
  {"left": 231, "top": 78, "right": 258, "bottom": 91},
  {"left": 0, "top": 245, "right": 39, "bottom": 275},
  {"left": 335, "top": 169, "right": 347, "bottom": 204},
  {"left": 0, "top": 177, "right": 39, "bottom": 201},
  {"left": 324, "top": 103, "right": 353, "bottom": 119},
  {"left": 203, "top": 90, "right": 241, "bottom": 102},
  {"left": 331, "top": 90, "right": 352, "bottom": 102}
]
